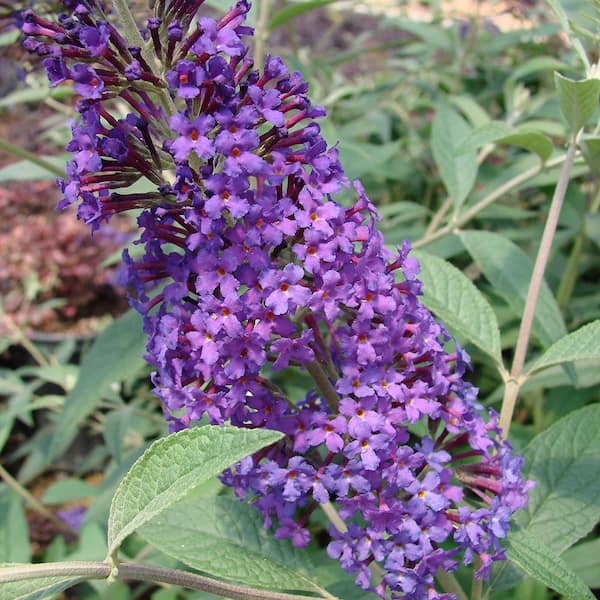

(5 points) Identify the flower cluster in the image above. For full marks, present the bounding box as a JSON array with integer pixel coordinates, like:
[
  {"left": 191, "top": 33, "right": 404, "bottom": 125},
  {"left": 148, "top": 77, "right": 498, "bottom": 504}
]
[{"left": 22, "top": 1, "right": 532, "bottom": 597}]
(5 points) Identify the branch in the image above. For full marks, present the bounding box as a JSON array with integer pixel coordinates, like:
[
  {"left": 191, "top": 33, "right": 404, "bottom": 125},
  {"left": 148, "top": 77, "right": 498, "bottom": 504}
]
[
  {"left": 499, "top": 138, "right": 580, "bottom": 437},
  {"left": 413, "top": 152, "right": 574, "bottom": 249},
  {"left": 254, "top": 0, "right": 272, "bottom": 70},
  {"left": 0, "top": 561, "right": 332, "bottom": 600},
  {"left": 304, "top": 360, "right": 341, "bottom": 412},
  {"left": 0, "top": 465, "right": 76, "bottom": 538},
  {"left": 436, "top": 570, "right": 469, "bottom": 600}
]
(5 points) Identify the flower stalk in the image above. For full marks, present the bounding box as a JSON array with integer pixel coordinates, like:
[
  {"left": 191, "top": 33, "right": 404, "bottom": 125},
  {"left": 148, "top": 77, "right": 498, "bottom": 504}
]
[{"left": 499, "top": 136, "right": 580, "bottom": 437}]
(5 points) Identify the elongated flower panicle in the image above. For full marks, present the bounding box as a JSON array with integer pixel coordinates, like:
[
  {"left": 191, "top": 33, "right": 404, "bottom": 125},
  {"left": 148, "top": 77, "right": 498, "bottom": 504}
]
[{"left": 23, "top": 2, "right": 532, "bottom": 597}]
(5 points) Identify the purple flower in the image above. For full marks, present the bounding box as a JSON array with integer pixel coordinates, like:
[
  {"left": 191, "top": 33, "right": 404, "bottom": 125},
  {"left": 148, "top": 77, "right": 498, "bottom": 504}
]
[
  {"left": 57, "top": 506, "right": 87, "bottom": 530},
  {"left": 166, "top": 60, "right": 206, "bottom": 98},
  {"left": 71, "top": 64, "right": 104, "bottom": 98},
  {"left": 260, "top": 264, "right": 311, "bottom": 316},
  {"left": 191, "top": 17, "right": 244, "bottom": 57},
  {"left": 204, "top": 174, "right": 250, "bottom": 219},
  {"left": 79, "top": 23, "right": 110, "bottom": 56},
  {"left": 43, "top": 55, "right": 69, "bottom": 85},
  {"left": 168, "top": 112, "right": 215, "bottom": 161}
]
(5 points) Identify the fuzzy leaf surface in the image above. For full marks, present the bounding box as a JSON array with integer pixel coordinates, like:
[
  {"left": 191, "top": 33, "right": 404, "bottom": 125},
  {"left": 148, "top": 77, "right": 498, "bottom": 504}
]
[
  {"left": 563, "top": 539, "right": 600, "bottom": 588},
  {"left": 413, "top": 250, "right": 502, "bottom": 362},
  {"left": 459, "top": 230, "right": 567, "bottom": 348},
  {"left": 139, "top": 495, "right": 321, "bottom": 593},
  {"left": 506, "top": 530, "right": 594, "bottom": 600},
  {"left": 107, "top": 425, "right": 283, "bottom": 554},
  {"left": 555, "top": 73, "right": 600, "bottom": 133},
  {"left": 431, "top": 104, "right": 478, "bottom": 210},
  {"left": 515, "top": 405, "right": 600, "bottom": 552},
  {"left": 528, "top": 320, "right": 600, "bottom": 374}
]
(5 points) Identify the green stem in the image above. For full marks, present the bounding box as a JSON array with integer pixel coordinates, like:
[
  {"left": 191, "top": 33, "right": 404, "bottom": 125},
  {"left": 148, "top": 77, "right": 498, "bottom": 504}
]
[
  {"left": 0, "top": 464, "right": 76, "bottom": 537},
  {"left": 254, "top": 0, "right": 272, "bottom": 70},
  {"left": 111, "top": 0, "right": 176, "bottom": 123},
  {"left": 424, "top": 143, "right": 495, "bottom": 237},
  {"left": 470, "top": 558, "right": 484, "bottom": 600},
  {"left": 111, "top": 0, "right": 152, "bottom": 66},
  {"left": 0, "top": 137, "right": 64, "bottom": 178},
  {"left": 556, "top": 232, "right": 585, "bottom": 311},
  {"left": 425, "top": 197, "right": 452, "bottom": 237},
  {"left": 0, "top": 313, "right": 49, "bottom": 367},
  {"left": 321, "top": 501, "right": 347, "bottom": 533},
  {"left": 0, "top": 561, "right": 332, "bottom": 600},
  {"left": 499, "top": 137, "right": 580, "bottom": 437},
  {"left": 557, "top": 184, "right": 600, "bottom": 310},
  {"left": 304, "top": 360, "right": 340, "bottom": 412},
  {"left": 413, "top": 152, "right": 574, "bottom": 250},
  {"left": 436, "top": 570, "right": 469, "bottom": 600}
]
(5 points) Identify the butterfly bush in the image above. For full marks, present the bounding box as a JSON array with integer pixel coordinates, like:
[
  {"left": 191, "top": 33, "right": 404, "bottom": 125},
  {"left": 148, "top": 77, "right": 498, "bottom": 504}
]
[{"left": 22, "top": 1, "right": 532, "bottom": 597}]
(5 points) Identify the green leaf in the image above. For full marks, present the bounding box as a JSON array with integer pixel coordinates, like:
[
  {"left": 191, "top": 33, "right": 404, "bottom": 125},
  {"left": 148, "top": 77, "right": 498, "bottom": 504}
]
[
  {"left": 555, "top": 73, "right": 600, "bottom": 134},
  {"left": 459, "top": 230, "right": 567, "bottom": 348},
  {"left": 103, "top": 406, "right": 135, "bottom": 463},
  {"left": 0, "top": 490, "right": 30, "bottom": 563},
  {"left": 66, "top": 523, "right": 107, "bottom": 562},
  {"left": 107, "top": 425, "right": 283, "bottom": 555},
  {"left": 0, "top": 565, "right": 83, "bottom": 600},
  {"left": 506, "top": 530, "right": 594, "bottom": 600},
  {"left": 579, "top": 136, "right": 600, "bottom": 177},
  {"left": 412, "top": 250, "right": 502, "bottom": 363},
  {"left": 516, "top": 404, "right": 600, "bottom": 553},
  {"left": 18, "top": 365, "right": 78, "bottom": 392},
  {"left": 270, "top": 0, "right": 338, "bottom": 29},
  {"left": 528, "top": 320, "right": 600, "bottom": 374},
  {"left": 0, "top": 85, "right": 73, "bottom": 109},
  {"left": 386, "top": 18, "right": 453, "bottom": 50},
  {"left": 42, "top": 479, "right": 97, "bottom": 504},
  {"left": 496, "top": 130, "right": 554, "bottom": 162},
  {"left": 563, "top": 538, "right": 600, "bottom": 588},
  {"left": 379, "top": 201, "right": 429, "bottom": 224},
  {"left": 82, "top": 446, "right": 147, "bottom": 527},
  {"left": 338, "top": 141, "right": 400, "bottom": 179},
  {"left": 509, "top": 56, "right": 567, "bottom": 82},
  {"left": 139, "top": 495, "right": 321, "bottom": 594},
  {"left": 431, "top": 105, "right": 478, "bottom": 210},
  {"left": 449, "top": 95, "right": 491, "bottom": 128},
  {"left": 48, "top": 310, "right": 147, "bottom": 462},
  {"left": 0, "top": 155, "right": 69, "bottom": 182},
  {"left": 485, "top": 360, "right": 600, "bottom": 406},
  {"left": 585, "top": 212, "right": 600, "bottom": 248},
  {"left": 458, "top": 123, "right": 554, "bottom": 162},
  {"left": 0, "top": 30, "right": 20, "bottom": 46},
  {"left": 510, "top": 576, "right": 553, "bottom": 600},
  {"left": 460, "top": 121, "right": 513, "bottom": 150}
]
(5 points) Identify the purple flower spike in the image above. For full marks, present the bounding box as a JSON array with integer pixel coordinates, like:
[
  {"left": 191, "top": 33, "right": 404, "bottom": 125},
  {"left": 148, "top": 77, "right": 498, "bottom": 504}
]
[{"left": 23, "top": 1, "right": 533, "bottom": 597}]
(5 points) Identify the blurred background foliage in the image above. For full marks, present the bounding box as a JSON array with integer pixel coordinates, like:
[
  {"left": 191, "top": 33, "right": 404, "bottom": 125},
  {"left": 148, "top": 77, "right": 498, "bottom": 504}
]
[{"left": 0, "top": 0, "right": 599, "bottom": 598}]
